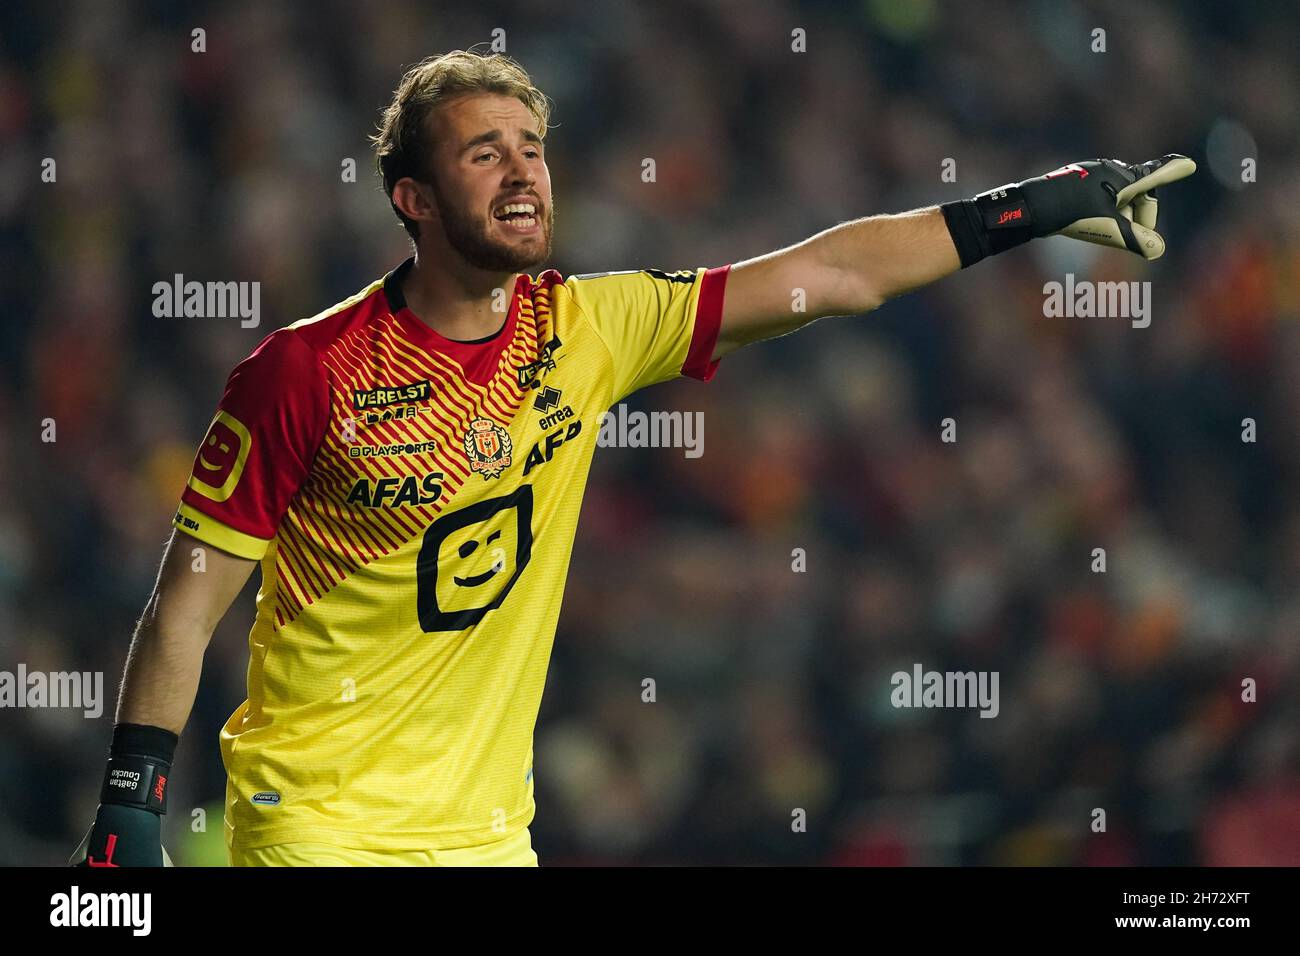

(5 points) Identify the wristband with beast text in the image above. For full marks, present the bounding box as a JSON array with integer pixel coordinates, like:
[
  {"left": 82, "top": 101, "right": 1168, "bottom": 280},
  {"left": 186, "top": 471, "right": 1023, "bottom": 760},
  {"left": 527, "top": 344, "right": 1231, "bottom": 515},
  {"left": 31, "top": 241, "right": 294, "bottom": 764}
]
[{"left": 99, "top": 722, "right": 178, "bottom": 815}]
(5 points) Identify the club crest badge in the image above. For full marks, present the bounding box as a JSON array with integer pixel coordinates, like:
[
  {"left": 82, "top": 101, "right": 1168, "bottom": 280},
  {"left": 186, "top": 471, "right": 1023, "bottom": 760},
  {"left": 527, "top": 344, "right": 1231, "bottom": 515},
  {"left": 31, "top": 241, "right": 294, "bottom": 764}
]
[{"left": 464, "top": 416, "right": 512, "bottom": 479}]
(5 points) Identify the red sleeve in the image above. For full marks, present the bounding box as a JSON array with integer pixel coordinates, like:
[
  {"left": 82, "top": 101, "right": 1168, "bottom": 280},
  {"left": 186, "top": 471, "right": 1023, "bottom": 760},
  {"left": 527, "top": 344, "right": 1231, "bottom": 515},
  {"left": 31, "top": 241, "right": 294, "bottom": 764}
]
[
  {"left": 174, "top": 329, "right": 329, "bottom": 559},
  {"left": 681, "top": 264, "right": 730, "bottom": 382}
]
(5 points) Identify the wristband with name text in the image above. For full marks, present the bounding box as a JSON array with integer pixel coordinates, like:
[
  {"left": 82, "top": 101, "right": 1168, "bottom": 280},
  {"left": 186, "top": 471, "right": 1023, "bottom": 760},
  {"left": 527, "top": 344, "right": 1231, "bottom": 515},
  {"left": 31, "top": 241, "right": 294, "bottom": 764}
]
[{"left": 99, "top": 723, "right": 178, "bottom": 815}]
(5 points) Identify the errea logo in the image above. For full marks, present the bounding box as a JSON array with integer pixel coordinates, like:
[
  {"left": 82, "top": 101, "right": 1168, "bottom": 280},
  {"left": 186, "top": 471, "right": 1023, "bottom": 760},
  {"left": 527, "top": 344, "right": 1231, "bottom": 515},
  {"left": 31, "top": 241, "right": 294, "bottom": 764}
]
[
  {"left": 534, "top": 387, "right": 575, "bottom": 431},
  {"left": 533, "top": 386, "right": 562, "bottom": 412}
]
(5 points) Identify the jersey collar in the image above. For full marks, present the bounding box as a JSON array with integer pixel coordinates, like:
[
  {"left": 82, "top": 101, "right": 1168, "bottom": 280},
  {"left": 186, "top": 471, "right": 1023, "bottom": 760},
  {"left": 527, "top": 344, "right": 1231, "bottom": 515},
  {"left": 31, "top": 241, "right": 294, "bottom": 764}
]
[{"left": 382, "top": 257, "right": 528, "bottom": 386}]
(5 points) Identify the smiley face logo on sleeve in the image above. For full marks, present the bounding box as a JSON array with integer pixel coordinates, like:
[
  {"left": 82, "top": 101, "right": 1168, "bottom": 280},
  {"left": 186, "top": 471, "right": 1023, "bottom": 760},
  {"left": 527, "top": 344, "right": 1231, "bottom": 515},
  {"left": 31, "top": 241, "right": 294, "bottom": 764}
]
[{"left": 187, "top": 410, "right": 252, "bottom": 502}]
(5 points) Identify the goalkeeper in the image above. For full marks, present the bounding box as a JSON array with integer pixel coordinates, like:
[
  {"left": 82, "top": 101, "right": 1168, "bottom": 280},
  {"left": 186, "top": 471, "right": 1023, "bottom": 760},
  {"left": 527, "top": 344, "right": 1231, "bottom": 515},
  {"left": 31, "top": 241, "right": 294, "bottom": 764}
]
[{"left": 71, "top": 50, "right": 1194, "bottom": 868}]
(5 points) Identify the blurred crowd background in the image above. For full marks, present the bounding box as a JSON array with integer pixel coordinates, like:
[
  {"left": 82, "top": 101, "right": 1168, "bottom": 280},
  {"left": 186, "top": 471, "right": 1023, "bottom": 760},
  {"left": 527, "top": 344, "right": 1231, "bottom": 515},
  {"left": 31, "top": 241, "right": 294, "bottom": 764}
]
[{"left": 3, "top": 0, "right": 1299, "bottom": 866}]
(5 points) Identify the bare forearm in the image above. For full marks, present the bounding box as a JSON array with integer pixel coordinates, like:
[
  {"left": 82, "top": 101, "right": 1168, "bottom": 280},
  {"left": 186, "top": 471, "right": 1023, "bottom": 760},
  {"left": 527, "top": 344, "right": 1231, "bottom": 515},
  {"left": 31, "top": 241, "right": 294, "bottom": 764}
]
[
  {"left": 717, "top": 206, "right": 963, "bottom": 357},
  {"left": 815, "top": 205, "right": 962, "bottom": 311},
  {"left": 111, "top": 529, "right": 254, "bottom": 733},
  {"left": 114, "top": 608, "right": 208, "bottom": 735}
]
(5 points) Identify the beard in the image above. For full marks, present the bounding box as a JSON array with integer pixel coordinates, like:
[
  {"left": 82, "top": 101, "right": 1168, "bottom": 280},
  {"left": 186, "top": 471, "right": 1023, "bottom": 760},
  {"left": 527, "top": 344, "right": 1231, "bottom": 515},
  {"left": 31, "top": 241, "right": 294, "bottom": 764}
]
[{"left": 429, "top": 174, "right": 553, "bottom": 273}]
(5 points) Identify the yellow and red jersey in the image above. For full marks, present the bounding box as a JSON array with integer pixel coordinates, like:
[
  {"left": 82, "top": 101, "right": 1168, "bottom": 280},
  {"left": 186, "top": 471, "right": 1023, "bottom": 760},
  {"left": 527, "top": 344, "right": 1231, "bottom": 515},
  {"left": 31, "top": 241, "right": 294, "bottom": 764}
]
[{"left": 173, "top": 257, "right": 730, "bottom": 850}]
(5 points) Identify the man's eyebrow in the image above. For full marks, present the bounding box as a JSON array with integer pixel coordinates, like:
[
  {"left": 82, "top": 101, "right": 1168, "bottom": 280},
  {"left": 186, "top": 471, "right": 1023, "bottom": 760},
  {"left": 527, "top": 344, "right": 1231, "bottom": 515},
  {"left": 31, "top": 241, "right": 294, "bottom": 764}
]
[{"left": 460, "top": 128, "right": 544, "bottom": 154}]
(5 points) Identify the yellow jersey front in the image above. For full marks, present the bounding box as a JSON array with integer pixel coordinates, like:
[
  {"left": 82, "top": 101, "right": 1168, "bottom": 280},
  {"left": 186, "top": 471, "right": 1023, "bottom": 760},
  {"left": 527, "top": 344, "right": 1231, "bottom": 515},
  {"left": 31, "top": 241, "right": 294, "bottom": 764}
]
[{"left": 173, "top": 257, "right": 730, "bottom": 850}]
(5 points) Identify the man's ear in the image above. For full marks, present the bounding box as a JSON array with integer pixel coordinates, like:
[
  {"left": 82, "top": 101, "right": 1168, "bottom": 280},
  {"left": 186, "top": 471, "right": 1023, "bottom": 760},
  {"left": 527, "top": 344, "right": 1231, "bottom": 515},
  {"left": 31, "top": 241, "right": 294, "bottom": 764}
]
[{"left": 391, "top": 176, "right": 438, "bottom": 229}]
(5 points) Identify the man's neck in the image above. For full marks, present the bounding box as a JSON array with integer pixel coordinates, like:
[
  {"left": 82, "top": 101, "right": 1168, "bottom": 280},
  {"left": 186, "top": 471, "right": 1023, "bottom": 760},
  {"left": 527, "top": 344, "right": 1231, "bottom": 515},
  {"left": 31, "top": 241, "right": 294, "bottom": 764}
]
[{"left": 401, "top": 251, "right": 519, "bottom": 342}]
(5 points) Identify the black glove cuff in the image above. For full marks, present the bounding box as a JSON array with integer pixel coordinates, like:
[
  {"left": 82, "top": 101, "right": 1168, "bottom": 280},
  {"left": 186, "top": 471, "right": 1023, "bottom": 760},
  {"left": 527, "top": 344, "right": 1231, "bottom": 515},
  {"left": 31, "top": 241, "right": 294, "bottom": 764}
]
[
  {"left": 101, "top": 723, "right": 179, "bottom": 814},
  {"left": 941, "top": 183, "right": 1040, "bottom": 268},
  {"left": 940, "top": 199, "right": 991, "bottom": 267}
]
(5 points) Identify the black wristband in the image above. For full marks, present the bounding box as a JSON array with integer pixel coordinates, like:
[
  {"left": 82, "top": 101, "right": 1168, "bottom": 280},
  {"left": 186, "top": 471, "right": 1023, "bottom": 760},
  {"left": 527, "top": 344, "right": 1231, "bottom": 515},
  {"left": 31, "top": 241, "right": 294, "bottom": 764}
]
[
  {"left": 940, "top": 200, "right": 991, "bottom": 268},
  {"left": 941, "top": 183, "right": 1040, "bottom": 268},
  {"left": 100, "top": 723, "right": 179, "bottom": 814}
]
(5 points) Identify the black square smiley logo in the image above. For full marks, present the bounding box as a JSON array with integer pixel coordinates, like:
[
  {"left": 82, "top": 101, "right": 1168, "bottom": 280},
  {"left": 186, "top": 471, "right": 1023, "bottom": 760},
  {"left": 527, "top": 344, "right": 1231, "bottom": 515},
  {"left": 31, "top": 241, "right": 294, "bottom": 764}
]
[{"left": 415, "top": 485, "right": 534, "bottom": 632}]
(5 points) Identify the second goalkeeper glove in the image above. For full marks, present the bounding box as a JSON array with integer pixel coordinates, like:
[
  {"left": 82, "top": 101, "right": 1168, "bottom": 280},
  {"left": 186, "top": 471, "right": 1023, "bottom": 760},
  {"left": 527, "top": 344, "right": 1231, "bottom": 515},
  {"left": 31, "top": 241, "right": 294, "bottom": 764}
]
[
  {"left": 941, "top": 153, "right": 1197, "bottom": 265},
  {"left": 70, "top": 723, "right": 177, "bottom": 867}
]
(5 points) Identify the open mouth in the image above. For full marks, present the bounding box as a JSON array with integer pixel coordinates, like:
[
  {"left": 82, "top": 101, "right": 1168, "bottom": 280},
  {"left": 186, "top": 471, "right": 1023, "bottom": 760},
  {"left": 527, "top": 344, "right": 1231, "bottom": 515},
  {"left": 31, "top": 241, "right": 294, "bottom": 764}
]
[{"left": 493, "top": 201, "right": 539, "bottom": 232}]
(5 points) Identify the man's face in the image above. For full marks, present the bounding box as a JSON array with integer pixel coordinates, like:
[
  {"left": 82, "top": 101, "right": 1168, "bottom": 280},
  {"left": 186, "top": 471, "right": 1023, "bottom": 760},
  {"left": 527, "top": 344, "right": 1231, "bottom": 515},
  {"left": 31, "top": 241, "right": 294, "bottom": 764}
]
[{"left": 422, "top": 93, "right": 554, "bottom": 272}]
